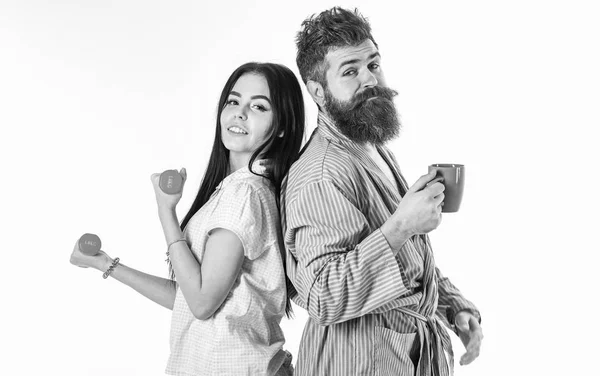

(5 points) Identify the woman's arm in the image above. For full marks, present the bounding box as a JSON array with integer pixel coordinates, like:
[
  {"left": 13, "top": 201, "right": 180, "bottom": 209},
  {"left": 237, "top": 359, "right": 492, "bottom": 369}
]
[
  {"left": 158, "top": 207, "right": 244, "bottom": 320},
  {"left": 70, "top": 244, "right": 177, "bottom": 310}
]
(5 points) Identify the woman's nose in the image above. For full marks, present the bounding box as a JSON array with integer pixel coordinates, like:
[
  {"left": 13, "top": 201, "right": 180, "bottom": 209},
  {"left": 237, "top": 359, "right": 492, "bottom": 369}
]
[{"left": 234, "top": 107, "right": 247, "bottom": 121}]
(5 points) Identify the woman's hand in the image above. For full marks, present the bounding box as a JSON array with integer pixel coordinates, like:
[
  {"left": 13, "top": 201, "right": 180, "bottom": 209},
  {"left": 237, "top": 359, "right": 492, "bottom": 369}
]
[
  {"left": 69, "top": 239, "right": 111, "bottom": 271},
  {"left": 150, "top": 168, "right": 187, "bottom": 212}
]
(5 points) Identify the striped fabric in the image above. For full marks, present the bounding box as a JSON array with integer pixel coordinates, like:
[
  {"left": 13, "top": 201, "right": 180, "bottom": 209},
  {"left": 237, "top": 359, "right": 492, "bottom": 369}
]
[{"left": 281, "top": 112, "right": 480, "bottom": 376}]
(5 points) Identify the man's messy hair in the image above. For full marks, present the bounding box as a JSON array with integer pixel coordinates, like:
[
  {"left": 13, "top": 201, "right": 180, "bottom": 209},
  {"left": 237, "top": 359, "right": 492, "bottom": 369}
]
[{"left": 295, "top": 7, "right": 378, "bottom": 87}]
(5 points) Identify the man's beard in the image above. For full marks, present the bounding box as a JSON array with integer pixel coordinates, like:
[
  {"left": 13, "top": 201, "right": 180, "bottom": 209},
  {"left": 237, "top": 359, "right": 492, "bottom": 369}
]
[{"left": 323, "top": 85, "right": 401, "bottom": 145}]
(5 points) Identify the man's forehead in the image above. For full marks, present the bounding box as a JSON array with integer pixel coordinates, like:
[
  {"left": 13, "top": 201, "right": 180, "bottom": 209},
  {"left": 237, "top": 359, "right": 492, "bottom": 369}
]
[{"left": 325, "top": 39, "right": 379, "bottom": 68}]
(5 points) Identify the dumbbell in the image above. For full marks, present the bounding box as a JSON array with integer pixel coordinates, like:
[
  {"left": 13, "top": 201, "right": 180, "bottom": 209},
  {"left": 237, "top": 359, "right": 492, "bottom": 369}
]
[
  {"left": 78, "top": 233, "right": 102, "bottom": 256},
  {"left": 159, "top": 169, "right": 183, "bottom": 194}
]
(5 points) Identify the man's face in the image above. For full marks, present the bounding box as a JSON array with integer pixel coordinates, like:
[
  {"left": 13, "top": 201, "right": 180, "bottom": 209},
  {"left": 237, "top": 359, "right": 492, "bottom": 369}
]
[
  {"left": 324, "top": 39, "right": 387, "bottom": 101},
  {"left": 320, "top": 39, "right": 400, "bottom": 144}
]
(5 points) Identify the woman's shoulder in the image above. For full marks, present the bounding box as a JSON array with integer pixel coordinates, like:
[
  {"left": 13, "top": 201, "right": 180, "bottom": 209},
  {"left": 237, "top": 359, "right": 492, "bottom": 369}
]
[{"left": 219, "top": 174, "right": 276, "bottom": 210}]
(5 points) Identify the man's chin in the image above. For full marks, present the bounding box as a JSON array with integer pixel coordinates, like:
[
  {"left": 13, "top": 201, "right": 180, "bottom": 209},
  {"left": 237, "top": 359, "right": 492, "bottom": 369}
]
[
  {"left": 325, "top": 111, "right": 400, "bottom": 145},
  {"left": 338, "top": 121, "right": 399, "bottom": 145}
]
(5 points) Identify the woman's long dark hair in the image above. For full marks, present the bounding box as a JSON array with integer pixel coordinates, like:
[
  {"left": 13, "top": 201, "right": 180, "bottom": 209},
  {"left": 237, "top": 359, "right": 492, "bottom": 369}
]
[{"left": 176, "top": 62, "right": 305, "bottom": 318}]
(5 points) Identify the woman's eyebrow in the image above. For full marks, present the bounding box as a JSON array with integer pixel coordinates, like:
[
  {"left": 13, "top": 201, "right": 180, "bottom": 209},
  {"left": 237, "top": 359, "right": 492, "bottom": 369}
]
[
  {"left": 250, "top": 95, "right": 272, "bottom": 104},
  {"left": 229, "top": 91, "right": 271, "bottom": 105}
]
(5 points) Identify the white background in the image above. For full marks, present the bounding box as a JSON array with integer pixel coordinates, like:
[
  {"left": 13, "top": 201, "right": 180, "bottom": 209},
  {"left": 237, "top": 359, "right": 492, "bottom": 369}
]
[{"left": 1, "top": 0, "right": 598, "bottom": 375}]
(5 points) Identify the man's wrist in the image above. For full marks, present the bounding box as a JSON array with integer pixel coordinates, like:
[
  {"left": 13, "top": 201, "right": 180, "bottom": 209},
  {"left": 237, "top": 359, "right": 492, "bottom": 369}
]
[
  {"left": 457, "top": 308, "right": 481, "bottom": 323},
  {"left": 449, "top": 308, "right": 482, "bottom": 329},
  {"left": 380, "top": 218, "right": 412, "bottom": 252}
]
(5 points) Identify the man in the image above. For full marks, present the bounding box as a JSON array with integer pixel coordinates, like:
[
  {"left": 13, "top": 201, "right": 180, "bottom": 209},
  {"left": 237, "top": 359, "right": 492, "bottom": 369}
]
[{"left": 280, "top": 7, "right": 483, "bottom": 376}]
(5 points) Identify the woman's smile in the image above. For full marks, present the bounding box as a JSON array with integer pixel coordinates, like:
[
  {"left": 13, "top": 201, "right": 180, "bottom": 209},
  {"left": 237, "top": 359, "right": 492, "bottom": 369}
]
[{"left": 227, "top": 125, "right": 248, "bottom": 135}]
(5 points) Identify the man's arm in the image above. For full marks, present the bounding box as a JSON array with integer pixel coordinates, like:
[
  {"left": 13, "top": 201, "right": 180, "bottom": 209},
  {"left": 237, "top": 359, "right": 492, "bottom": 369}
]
[
  {"left": 436, "top": 267, "right": 484, "bottom": 365},
  {"left": 436, "top": 267, "right": 481, "bottom": 331},
  {"left": 286, "top": 180, "right": 409, "bottom": 325}
]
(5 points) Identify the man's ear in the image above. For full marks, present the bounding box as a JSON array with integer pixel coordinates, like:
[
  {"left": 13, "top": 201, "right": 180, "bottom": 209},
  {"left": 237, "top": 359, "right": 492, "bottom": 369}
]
[
  {"left": 277, "top": 130, "right": 284, "bottom": 138},
  {"left": 307, "top": 80, "right": 325, "bottom": 108}
]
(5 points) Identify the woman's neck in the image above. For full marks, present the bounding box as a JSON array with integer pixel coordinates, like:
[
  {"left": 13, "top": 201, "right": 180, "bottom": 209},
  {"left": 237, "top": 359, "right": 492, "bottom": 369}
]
[{"left": 228, "top": 153, "right": 251, "bottom": 174}]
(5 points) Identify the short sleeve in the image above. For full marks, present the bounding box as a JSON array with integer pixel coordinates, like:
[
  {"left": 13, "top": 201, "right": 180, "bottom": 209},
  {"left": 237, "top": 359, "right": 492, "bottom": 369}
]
[{"left": 206, "top": 181, "right": 278, "bottom": 260}]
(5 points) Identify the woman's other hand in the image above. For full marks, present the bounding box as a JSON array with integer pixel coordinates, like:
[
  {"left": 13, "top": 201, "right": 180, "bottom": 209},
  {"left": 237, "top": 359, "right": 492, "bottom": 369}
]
[{"left": 69, "top": 239, "right": 111, "bottom": 271}]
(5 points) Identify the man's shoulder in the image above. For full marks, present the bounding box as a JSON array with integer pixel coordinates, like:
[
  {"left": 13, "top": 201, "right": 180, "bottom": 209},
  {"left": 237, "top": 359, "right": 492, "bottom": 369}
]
[{"left": 284, "top": 130, "right": 360, "bottom": 197}]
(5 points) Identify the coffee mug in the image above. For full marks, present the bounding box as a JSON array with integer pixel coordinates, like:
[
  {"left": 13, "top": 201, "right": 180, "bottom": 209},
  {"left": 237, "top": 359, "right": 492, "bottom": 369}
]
[{"left": 428, "top": 164, "right": 465, "bottom": 213}]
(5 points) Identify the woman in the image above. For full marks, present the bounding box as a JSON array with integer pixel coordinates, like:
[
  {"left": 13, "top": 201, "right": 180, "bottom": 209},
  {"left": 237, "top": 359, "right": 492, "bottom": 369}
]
[{"left": 70, "top": 62, "right": 305, "bottom": 375}]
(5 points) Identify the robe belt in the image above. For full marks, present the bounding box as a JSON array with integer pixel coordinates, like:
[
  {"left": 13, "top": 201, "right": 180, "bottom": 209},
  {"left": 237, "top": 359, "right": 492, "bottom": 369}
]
[{"left": 395, "top": 307, "right": 454, "bottom": 376}]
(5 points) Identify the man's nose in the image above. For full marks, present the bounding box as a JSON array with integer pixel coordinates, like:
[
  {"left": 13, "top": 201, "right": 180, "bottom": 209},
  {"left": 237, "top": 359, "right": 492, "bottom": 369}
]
[{"left": 360, "top": 70, "right": 378, "bottom": 88}]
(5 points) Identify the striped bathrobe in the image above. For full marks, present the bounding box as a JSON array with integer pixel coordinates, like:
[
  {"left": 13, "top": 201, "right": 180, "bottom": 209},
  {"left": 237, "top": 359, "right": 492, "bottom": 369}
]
[{"left": 281, "top": 112, "right": 480, "bottom": 376}]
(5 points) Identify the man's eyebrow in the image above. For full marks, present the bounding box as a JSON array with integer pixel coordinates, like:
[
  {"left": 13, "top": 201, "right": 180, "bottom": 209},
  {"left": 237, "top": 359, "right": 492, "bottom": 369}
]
[
  {"left": 338, "top": 52, "right": 381, "bottom": 71},
  {"left": 229, "top": 91, "right": 272, "bottom": 104}
]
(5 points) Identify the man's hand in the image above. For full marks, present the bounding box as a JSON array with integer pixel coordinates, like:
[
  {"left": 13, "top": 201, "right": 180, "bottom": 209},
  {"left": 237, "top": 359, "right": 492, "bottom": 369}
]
[
  {"left": 455, "top": 310, "right": 484, "bottom": 365},
  {"left": 380, "top": 171, "right": 444, "bottom": 251}
]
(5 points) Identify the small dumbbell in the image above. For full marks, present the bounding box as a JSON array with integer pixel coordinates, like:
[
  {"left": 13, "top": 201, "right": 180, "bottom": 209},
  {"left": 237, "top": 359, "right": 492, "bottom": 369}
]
[
  {"left": 159, "top": 169, "right": 183, "bottom": 194},
  {"left": 78, "top": 233, "right": 102, "bottom": 256}
]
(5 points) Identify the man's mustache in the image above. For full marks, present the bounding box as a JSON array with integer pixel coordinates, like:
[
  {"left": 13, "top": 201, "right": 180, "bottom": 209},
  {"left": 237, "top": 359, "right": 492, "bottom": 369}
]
[{"left": 349, "top": 86, "right": 398, "bottom": 110}]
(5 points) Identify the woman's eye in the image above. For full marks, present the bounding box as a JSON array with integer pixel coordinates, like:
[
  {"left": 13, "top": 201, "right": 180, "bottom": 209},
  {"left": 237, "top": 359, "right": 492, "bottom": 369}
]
[
  {"left": 226, "top": 99, "right": 238, "bottom": 106},
  {"left": 253, "top": 104, "right": 267, "bottom": 112}
]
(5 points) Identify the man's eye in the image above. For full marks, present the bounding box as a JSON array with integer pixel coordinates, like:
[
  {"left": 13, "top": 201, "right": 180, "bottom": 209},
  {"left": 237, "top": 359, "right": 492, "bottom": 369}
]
[
  {"left": 370, "top": 63, "right": 380, "bottom": 70},
  {"left": 343, "top": 69, "right": 356, "bottom": 76}
]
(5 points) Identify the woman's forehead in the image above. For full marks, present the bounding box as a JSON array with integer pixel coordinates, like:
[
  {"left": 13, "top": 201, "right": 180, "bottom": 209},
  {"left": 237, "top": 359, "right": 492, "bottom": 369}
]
[{"left": 231, "top": 73, "right": 270, "bottom": 98}]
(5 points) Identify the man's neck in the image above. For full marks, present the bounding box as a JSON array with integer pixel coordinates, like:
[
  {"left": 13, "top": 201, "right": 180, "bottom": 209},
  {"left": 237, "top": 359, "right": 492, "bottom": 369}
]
[
  {"left": 318, "top": 110, "right": 366, "bottom": 146},
  {"left": 363, "top": 142, "right": 378, "bottom": 155}
]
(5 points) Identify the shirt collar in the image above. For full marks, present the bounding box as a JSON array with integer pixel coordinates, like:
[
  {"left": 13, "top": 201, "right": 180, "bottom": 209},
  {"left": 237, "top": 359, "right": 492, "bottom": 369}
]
[
  {"left": 217, "top": 159, "right": 269, "bottom": 189},
  {"left": 316, "top": 111, "right": 404, "bottom": 191},
  {"left": 317, "top": 111, "right": 355, "bottom": 146}
]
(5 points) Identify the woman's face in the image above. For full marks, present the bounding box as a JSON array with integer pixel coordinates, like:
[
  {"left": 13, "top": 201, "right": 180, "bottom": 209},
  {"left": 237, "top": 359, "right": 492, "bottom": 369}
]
[{"left": 220, "top": 73, "right": 274, "bottom": 164}]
